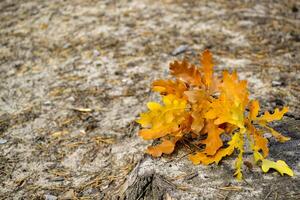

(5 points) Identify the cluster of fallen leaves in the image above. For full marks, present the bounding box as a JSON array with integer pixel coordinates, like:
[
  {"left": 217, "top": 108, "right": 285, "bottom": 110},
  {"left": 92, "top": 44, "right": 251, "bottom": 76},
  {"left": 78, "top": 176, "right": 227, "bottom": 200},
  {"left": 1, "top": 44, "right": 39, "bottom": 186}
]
[{"left": 136, "top": 50, "right": 294, "bottom": 179}]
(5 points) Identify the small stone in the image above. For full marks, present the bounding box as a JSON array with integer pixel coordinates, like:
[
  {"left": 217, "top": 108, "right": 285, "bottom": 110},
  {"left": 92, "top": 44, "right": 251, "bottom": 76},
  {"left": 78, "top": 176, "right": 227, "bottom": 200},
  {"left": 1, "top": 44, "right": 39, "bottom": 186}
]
[
  {"left": 171, "top": 45, "right": 189, "bottom": 56},
  {"left": 82, "top": 60, "right": 92, "bottom": 65},
  {"left": 93, "top": 49, "right": 100, "bottom": 57},
  {"left": 272, "top": 80, "right": 282, "bottom": 87},
  {"left": 95, "top": 61, "right": 102, "bottom": 66},
  {"left": 44, "top": 194, "right": 57, "bottom": 200},
  {"left": 44, "top": 101, "right": 52, "bottom": 105},
  {"left": 0, "top": 139, "right": 7, "bottom": 144},
  {"left": 66, "top": 96, "right": 75, "bottom": 102},
  {"left": 59, "top": 189, "right": 75, "bottom": 200},
  {"left": 63, "top": 43, "right": 71, "bottom": 49}
]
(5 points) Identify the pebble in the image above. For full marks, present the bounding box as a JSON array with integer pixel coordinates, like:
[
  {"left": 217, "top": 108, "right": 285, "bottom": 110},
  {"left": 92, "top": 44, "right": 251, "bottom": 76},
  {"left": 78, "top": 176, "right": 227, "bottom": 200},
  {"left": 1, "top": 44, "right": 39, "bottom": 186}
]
[
  {"left": 44, "top": 194, "right": 57, "bottom": 200},
  {"left": 93, "top": 49, "right": 100, "bottom": 57},
  {"left": 44, "top": 101, "right": 52, "bottom": 105},
  {"left": 59, "top": 189, "right": 75, "bottom": 200},
  {"left": 271, "top": 80, "right": 282, "bottom": 87},
  {"left": 0, "top": 139, "right": 7, "bottom": 144},
  {"left": 171, "top": 45, "right": 189, "bottom": 56}
]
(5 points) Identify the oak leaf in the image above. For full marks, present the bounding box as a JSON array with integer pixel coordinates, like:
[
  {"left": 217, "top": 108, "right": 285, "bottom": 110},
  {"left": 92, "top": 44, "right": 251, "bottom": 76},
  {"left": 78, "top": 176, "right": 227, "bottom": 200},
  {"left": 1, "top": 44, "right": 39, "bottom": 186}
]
[
  {"left": 220, "top": 71, "right": 249, "bottom": 109},
  {"left": 152, "top": 79, "right": 187, "bottom": 99},
  {"left": 137, "top": 49, "right": 293, "bottom": 179},
  {"left": 205, "top": 94, "right": 245, "bottom": 132},
  {"left": 201, "top": 121, "right": 224, "bottom": 155},
  {"left": 147, "top": 139, "right": 176, "bottom": 157},
  {"left": 258, "top": 107, "right": 288, "bottom": 123},
  {"left": 169, "top": 60, "right": 202, "bottom": 86},
  {"left": 261, "top": 159, "right": 294, "bottom": 177},
  {"left": 200, "top": 49, "right": 214, "bottom": 88},
  {"left": 185, "top": 90, "right": 210, "bottom": 133},
  {"left": 189, "top": 132, "right": 241, "bottom": 165},
  {"left": 248, "top": 100, "right": 290, "bottom": 142},
  {"left": 136, "top": 94, "right": 188, "bottom": 140}
]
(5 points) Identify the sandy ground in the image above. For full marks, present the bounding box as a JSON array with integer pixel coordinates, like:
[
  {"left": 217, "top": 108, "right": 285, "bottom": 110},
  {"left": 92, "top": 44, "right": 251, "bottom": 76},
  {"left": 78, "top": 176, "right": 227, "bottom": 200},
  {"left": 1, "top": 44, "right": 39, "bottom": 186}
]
[{"left": 0, "top": 0, "right": 299, "bottom": 199}]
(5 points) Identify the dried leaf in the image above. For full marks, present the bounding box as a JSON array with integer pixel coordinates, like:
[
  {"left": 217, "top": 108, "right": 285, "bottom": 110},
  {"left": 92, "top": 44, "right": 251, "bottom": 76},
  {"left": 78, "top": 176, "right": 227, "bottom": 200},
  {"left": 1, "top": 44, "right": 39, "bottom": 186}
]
[
  {"left": 261, "top": 159, "right": 294, "bottom": 176},
  {"left": 253, "top": 131, "right": 269, "bottom": 157},
  {"left": 71, "top": 107, "right": 93, "bottom": 112},
  {"left": 205, "top": 95, "right": 245, "bottom": 131},
  {"left": 234, "top": 132, "right": 244, "bottom": 180},
  {"left": 152, "top": 79, "right": 187, "bottom": 98},
  {"left": 200, "top": 49, "right": 214, "bottom": 88},
  {"left": 249, "top": 100, "right": 260, "bottom": 121},
  {"left": 136, "top": 94, "right": 188, "bottom": 140},
  {"left": 147, "top": 139, "right": 176, "bottom": 157},
  {"left": 261, "top": 125, "right": 290, "bottom": 143},
  {"left": 189, "top": 132, "right": 240, "bottom": 165},
  {"left": 202, "top": 121, "right": 223, "bottom": 155},
  {"left": 185, "top": 90, "right": 210, "bottom": 133},
  {"left": 258, "top": 107, "right": 288, "bottom": 122},
  {"left": 137, "top": 49, "right": 293, "bottom": 179},
  {"left": 51, "top": 130, "right": 69, "bottom": 138},
  {"left": 221, "top": 71, "right": 249, "bottom": 108},
  {"left": 247, "top": 122, "right": 269, "bottom": 157},
  {"left": 169, "top": 60, "right": 202, "bottom": 86}
]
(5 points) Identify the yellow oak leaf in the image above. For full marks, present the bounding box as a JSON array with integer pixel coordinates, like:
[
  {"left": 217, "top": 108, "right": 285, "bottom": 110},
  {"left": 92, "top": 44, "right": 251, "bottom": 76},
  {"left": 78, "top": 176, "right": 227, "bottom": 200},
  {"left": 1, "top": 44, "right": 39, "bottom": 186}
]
[
  {"left": 205, "top": 71, "right": 249, "bottom": 132},
  {"left": 136, "top": 94, "right": 188, "bottom": 140},
  {"left": 152, "top": 79, "right": 187, "bottom": 99},
  {"left": 248, "top": 100, "right": 289, "bottom": 143},
  {"left": 252, "top": 150, "right": 294, "bottom": 177},
  {"left": 253, "top": 151, "right": 264, "bottom": 163},
  {"left": 261, "top": 125, "right": 290, "bottom": 142},
  {"left": 258, "top": 107, "right": 288, "bottom": 122},
  {"left": 169, "top": 60, "right": 202, "bottom": 86},
  {"left": 205, "top": 95, "right": 245, "bottom": 132},
  {"left": 261, "top": 159, "right": 294, "bottom": 176},
  {"left": 234, "top": 132, "right": 244, "bottom": 180}
]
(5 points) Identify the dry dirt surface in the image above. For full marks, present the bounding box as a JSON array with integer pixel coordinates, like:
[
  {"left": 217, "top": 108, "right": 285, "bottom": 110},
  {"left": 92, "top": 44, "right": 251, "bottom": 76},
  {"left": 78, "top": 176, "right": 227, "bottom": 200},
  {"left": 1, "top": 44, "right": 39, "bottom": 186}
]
[{"left": 0, "top": 0, "right": 300, "bottom": 199}]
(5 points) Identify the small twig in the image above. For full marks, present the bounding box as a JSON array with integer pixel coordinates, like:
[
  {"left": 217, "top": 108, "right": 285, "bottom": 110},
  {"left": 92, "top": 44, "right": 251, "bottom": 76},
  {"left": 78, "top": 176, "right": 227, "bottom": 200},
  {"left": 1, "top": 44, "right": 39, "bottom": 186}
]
[{"left": 263, "top": 189, "right": 273, "bottom": 200}]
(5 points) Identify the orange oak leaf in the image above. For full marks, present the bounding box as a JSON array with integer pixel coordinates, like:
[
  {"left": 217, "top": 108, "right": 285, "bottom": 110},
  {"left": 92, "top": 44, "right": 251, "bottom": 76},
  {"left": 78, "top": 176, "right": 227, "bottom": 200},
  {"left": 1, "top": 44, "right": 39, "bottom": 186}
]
[
  {"left": 169, "top": 60, "right": 202, "bottom": 86},
  {"left": 201, "top": 121, "right": 224, "bottom": 155},
  {"left": 189, "top": 132, "right": 241, "bottom": 165},
  {"left": 152, "top": 79, "right": 187, "bottom": 99},
  {"left": 220, "top": 71, "right": 249, "bottom": 109},
  {"left": 247, "top": 122, "right": 269, "bottom": 158},
  {"left": 200, "top": 49, "right": 214, "bottom": 88},
  {"left": 147, "top": 139, "right": 176, "bottom": 157},
  {"left": 185, "top": 90, "right": 210, "bottom": 133},
  {"left": 205, "top": 71, "right": 250, "bottom": 132},
  {"left": 249, "top": 100, "right": 260, "bottom": 121}
]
